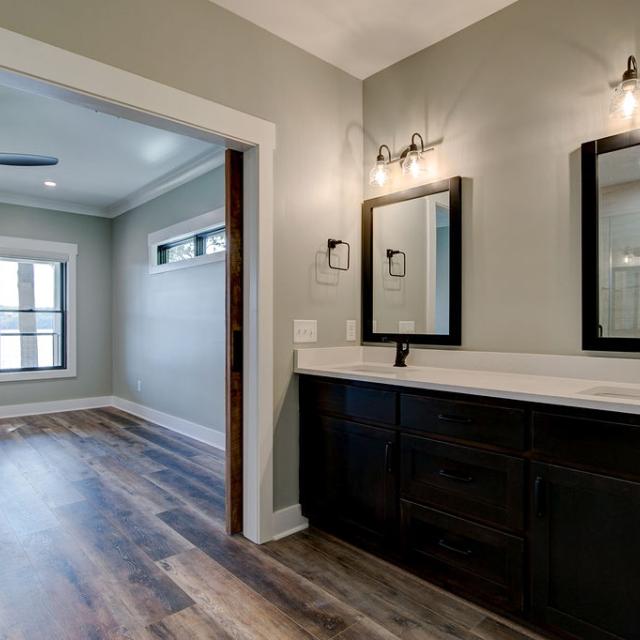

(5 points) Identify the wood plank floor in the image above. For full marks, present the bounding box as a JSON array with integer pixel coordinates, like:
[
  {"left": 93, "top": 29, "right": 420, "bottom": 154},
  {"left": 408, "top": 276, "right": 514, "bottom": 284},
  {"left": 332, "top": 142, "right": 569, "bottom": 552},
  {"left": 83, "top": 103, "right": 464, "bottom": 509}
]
[{"left": 0, "top": 408, "right": 546, "bottom": 640}]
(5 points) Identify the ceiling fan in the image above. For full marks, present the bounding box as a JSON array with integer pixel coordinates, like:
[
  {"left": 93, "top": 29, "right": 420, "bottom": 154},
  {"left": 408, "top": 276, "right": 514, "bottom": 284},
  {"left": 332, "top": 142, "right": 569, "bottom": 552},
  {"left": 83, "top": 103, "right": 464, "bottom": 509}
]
[{"left": 0, "top": 153, "right": 58, "bottom": 166}]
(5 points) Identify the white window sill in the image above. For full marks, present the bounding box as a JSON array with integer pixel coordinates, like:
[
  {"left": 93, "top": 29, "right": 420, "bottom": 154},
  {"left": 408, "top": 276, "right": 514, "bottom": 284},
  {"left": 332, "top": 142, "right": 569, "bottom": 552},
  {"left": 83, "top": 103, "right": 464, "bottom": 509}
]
[
  {"left": 149, "top": 250, "right": 225, "bottom": 275},
  {"left": 0, "top": 367, "right": 77, "bottom": 383}
]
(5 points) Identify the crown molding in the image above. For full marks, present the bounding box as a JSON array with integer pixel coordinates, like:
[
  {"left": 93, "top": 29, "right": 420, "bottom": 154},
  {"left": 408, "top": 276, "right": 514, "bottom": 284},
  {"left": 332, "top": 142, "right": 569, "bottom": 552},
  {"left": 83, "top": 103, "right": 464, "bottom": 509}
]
[
  {"left": 0, "top": 191, "right": 106, "bottom": 216},
  {"left": 0, "top": 148, "right": 225, "bottom": 219},
  {"left": 105, "top": 147, "right": 226, "bottom": 218}
]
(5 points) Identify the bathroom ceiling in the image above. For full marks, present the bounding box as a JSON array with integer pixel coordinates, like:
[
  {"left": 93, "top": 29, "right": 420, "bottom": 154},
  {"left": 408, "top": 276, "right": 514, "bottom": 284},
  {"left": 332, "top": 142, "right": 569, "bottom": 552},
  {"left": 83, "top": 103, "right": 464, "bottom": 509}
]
[
  {"left": 209, "top": 0, "right": 518, "bottom": 79},
  {"left": 0, "top": 84, "right": 224, "bottom": 217}
]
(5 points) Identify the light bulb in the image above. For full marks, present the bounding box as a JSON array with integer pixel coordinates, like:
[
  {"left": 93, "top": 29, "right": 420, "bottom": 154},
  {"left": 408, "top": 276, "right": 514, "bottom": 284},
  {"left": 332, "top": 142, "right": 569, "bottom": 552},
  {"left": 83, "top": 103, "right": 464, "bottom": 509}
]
[
  {"left": 402, "top": 148, "right": 428, "bottom": 178},
  {"left": 623, "top": 86, "right": 638, "bottom": 118},
  {"left": 611, "top": 55, "right": 639, "bottom": 120},
  {"left": 369, "top": 144, "right": 392, "bottom": 187},
  {"left": 369, "top": 159, "right": 390, "bottom": 186}
]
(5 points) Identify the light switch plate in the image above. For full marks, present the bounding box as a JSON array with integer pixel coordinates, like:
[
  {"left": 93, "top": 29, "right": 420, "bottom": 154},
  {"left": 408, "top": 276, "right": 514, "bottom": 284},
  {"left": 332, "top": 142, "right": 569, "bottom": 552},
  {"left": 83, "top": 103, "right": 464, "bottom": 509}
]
[
  {"left": 293, "top": 319, "right": 317, "bottom": 343},
  {"left": 398, "top": 320, "right": 416, "bottom": 333},
  {"left": 346, "top": 320, "right": 356, "bottom": 341}
]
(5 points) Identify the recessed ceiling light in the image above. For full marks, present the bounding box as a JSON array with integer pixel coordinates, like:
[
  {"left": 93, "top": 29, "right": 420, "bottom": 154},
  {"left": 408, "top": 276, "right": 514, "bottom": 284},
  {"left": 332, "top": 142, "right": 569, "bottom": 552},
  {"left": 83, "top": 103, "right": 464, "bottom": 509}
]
[{"left": 43, "top": 180, "right": 57, "bottom": 188}]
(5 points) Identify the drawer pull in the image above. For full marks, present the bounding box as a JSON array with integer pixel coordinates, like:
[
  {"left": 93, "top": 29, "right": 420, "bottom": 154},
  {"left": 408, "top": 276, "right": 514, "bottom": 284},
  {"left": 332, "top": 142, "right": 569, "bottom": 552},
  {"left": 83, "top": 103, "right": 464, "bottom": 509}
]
[
  {"left": 439, "top": 469, "right": 474, "bottom": 483},
  {"left": 438, "top": 538, "right": 473, "bottom": 557},
  {"left": 437, "top": 413, "right": 472, "bottom": 424}
]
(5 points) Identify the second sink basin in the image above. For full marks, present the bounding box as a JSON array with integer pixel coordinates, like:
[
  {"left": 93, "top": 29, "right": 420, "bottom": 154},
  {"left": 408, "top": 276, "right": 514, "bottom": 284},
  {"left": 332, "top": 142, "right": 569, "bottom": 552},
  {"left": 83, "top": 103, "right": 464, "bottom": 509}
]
[{"left": 579, "top": 385, "right": 640, "bottom": 401}]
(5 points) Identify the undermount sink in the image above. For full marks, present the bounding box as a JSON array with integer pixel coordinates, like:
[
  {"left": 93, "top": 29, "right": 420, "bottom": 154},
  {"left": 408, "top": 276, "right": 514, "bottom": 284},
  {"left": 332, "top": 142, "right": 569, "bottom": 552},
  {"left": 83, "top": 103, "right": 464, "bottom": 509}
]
[
  {"left": 578, "top": 385, "right": 640, "bottom": 400},
  {"left": 337, "top": 364, "right": 415, "bottom": 374}
]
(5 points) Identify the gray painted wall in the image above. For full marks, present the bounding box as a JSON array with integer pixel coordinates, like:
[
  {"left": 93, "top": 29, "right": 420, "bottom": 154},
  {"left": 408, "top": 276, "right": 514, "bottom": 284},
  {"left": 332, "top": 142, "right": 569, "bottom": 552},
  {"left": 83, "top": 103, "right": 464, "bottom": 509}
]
[
  {"left": 111, "top": 168, "right": 225, "bottom": 432},
  {"left": 6, "top": 0, "right": 629, "bottom": 511},
  {"left": 0, "top": 0, "right": 363, "bottom": 510},
  {"left": 0, "top": 203, "right": 112, "bottom": 403},
  {"left": 364, "top": 0, "right": 640, "bottom": 356}
]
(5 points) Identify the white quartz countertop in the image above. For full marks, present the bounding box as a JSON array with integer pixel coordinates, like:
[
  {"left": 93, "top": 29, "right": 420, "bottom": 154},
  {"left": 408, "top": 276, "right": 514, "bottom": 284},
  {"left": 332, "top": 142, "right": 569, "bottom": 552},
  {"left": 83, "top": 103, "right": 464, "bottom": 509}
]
[{"left": 294, "top": 347, "right": 640, "bottom": 415}]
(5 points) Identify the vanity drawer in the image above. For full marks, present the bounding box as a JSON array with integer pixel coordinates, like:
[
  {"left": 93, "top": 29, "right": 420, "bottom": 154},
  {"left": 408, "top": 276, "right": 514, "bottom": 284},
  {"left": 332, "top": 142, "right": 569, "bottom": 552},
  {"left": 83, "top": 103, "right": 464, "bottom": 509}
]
[
  {"left": 301, "top": 378, "right": 397, "bottom": 425},
  {"left": 532, "top": 411, "right": 640, "bottom": 480},
  {"left": 400, "top": 500, "right": 524, "bottom": 613},
  {"left": 400, "top": 394, "right": 526, "bottom": 450},
  {"left": 400, "top": 435, "right": 525, "bottom": 531}
]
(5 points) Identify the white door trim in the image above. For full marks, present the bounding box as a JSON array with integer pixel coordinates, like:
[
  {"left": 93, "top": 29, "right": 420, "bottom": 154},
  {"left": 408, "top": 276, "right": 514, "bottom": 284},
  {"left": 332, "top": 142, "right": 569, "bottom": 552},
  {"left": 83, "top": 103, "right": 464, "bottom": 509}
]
[{"left": 0, "top": 27, "right": 275, "bottom": 543}]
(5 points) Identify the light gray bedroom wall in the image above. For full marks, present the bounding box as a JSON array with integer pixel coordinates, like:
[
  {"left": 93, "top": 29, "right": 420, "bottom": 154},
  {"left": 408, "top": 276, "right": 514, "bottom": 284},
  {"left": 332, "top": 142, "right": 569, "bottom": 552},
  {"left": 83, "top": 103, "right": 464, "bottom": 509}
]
[
  {"left": 112, "top": 168, "right": 225, "bottom": 432},
  {"left": 364, "top": 0, "right": 640, "bottom": 356},
  {"left": 0, "top": 0, "right": 363, "bottom": 509},
  {"left": 0, "top": 203, "right": 112, "bottom": 404}
]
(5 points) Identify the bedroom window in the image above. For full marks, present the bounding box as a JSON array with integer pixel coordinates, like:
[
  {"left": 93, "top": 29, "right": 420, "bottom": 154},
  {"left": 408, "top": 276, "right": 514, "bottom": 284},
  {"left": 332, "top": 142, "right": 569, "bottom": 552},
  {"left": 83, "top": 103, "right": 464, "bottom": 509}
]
[{"left": 0, "top": 237, "right": 77, "bottom": 382}]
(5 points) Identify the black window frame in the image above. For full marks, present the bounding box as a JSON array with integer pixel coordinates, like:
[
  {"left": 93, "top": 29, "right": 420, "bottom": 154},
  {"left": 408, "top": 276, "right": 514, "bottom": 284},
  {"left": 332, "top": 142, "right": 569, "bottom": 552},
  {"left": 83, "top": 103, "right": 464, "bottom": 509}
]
[
  {"left": 157, "top": 226, "right": 226, "bottom": 266},
  {"left": 0, "top": 258, "right": 68, "bottom": 373}
]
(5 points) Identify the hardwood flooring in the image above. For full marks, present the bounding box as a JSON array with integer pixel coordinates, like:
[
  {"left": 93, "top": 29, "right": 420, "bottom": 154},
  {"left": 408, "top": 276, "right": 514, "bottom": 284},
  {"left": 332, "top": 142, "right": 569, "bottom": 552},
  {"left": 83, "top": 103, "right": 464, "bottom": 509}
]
[{"left": 0, "top": 408, "right": 545, "bottom": 640}]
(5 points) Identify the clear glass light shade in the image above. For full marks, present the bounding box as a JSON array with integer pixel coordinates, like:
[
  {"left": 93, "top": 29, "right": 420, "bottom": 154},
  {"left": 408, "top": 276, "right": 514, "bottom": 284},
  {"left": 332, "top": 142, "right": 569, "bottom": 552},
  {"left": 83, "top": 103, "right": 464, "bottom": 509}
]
[
  {"left": 369, "top": 159, "right": 390, "bottom": 186},
  {"left": 611, "top": 78, "right": 640, "bottom": 119},
  {"left": 402, "top": 148, "right": 429, "bottom": 178}
]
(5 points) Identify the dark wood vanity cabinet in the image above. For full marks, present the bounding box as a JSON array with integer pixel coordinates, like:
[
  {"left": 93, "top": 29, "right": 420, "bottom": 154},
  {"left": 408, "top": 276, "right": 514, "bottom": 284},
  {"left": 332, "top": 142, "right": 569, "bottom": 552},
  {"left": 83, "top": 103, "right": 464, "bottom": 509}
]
[
  {"left": 299, "top": 375, "right": 640, "bottom": 640},
  {"left": 300, "top": 413, "right": 398, "bottom": 549},
  {"left": 530, "top": 463, "right": 640, "bottom": 640}
]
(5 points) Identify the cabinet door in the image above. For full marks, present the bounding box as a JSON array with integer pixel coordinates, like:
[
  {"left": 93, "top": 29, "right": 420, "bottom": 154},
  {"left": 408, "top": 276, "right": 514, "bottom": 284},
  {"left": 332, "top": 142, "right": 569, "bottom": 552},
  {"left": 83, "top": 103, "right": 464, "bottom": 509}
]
[
  {"left": 301, "top": 414, "right": 397, "bottom": 549},
  {"left": 531, "top": 463, "right": 640, "bottom": 640}
]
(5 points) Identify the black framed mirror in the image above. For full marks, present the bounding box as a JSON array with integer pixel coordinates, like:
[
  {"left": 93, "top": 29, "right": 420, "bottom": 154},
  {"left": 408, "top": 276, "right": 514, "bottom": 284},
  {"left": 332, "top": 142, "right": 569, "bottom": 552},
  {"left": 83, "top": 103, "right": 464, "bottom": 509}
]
[
  {"left": 362, "top": 177, "right": 462, "bottom": 345},
  {"left": 582, "top": 128, "right": 640, "bottom": 351}
]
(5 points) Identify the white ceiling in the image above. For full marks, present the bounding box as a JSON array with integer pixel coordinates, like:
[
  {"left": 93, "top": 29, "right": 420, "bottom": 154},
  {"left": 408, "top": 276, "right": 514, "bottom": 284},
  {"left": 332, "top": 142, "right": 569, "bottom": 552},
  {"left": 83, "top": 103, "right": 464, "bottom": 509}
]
[
  {"left": 210, "top": 0, "right": 519, "bottom": 79},
  {"left": 0, "top": 85, "right": 224, "bottom": 217}
]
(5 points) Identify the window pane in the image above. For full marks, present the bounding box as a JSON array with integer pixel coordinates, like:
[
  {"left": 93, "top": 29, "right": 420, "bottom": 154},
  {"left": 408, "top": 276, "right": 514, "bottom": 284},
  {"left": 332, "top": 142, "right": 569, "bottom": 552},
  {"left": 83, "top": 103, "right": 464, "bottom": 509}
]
[
  {"left": 0, "top": 260, "right": 19, "bottom": 308},
  {"left": 33, "top": 261, "right": 61, "bottom": 310},
  {"left": 204, "top": 228, "right": 226, "bottom": 255},
  {"left": 0, "top": 333, "right": 61, "bottom": 370},
  {"left": 163, "top": 239, "right": 196, "bottom": 263},
  {"left": 0, "top": 258, "right": 62, "bottom": 310},
  {"left": 0, "top": 256, "right": 65, "bottom": 372},
  {"left": 0, "top": 311, "right": 63, "bottom": 370}
]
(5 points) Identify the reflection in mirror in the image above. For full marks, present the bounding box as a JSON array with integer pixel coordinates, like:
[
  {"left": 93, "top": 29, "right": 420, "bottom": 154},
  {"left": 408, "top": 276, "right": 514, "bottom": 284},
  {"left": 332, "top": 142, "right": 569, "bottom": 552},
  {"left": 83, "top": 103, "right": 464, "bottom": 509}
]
[
  {"left": 372, "top": 192, "right": 450, "bottom": 334},
  {"left": 598, "top": 145, "right": 640, "bottom": 338}
]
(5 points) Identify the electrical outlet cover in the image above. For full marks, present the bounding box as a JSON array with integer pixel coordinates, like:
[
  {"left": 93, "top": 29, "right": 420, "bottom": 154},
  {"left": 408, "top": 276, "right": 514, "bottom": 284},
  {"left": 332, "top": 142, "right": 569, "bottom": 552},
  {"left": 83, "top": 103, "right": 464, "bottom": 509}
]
[
  {"left": 346, "top": 320, "right": 356, "bottom": 341},
  {"left": 398, "top": 320, "right": 416, "bottom": 333}
]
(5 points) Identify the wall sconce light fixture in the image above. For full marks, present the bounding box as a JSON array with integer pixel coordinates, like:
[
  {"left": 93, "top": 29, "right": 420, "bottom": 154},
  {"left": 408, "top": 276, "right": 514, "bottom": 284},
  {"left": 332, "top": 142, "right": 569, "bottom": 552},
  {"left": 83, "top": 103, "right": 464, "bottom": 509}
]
[
  {"left": 369, "top": 144, "right": 392, "bottom": 187},
  {"left": 611, "top": 55, "right": 639, "bottom": 120},
  {"left": 369, "top": 132, "right": 436, "bottom": 186},
  {"left": 401, "top": 133, "right": 430, "bottom": 178}
]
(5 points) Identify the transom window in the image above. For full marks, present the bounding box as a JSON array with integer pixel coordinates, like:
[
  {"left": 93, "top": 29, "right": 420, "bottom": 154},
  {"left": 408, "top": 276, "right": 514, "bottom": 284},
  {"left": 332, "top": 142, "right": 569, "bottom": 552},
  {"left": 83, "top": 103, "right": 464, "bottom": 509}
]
[
  {"left": 157, "top": 226, "right": 226, "bottom": 265},
  {"left": 0, "top": 257, "right": 66, "bottom": 372}
]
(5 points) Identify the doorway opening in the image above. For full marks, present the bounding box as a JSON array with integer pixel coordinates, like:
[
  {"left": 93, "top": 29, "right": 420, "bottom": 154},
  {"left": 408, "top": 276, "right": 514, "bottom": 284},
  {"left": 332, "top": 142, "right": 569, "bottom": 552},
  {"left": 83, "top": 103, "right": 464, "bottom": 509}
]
[{"left": 0, "top": 67, "right": 249, "bottom": 536}]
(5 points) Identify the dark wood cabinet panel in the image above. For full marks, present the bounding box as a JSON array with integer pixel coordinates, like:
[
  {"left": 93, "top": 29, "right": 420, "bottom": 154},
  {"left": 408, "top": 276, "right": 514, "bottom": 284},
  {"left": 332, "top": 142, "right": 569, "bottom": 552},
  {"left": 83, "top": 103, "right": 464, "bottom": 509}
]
[
  {"left": 300, "top": 413, "right": 397, "bottom": 550},
  {"left": 400, "top": 500, "right": 525, "bottom": 614},
  {"left": 530, "top": 463, "right": 640, "bottom": 640},
  {"left": 299, "top": 375, "right": 640, "bottom": 640},
  {"left": 400, "top": 393, "right": 526, "bottom": 450},
  {"left": 532, "top": 411, "right": 640, "bottom": 481},
  {"left": 400, "top": 435, "right": 525, "bottom": 530},
  {"left": 301, "top": 377, "right": 397, "bottom": 425}
]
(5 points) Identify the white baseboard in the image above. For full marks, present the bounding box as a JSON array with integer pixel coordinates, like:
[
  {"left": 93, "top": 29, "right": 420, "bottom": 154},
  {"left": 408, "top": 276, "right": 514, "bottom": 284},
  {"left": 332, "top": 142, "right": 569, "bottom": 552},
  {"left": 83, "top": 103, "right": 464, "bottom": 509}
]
[
  {"left": 0, "top": 395, "right": 113, "bottom": 419},
  {"left": 272, "top": 503, "right": 308, "bottom": 540},
  {"left": 111, "top": 396, "right": 225, "bottom": 451}
]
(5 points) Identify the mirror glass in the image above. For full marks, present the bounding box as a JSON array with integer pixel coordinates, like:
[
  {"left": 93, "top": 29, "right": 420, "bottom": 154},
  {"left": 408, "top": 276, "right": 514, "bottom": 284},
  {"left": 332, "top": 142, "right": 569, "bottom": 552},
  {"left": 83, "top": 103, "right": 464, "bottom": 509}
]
[
  {"left": 371, "top": 191, "right": 450, "bottom": 335},
  {"left": 598, "top": 145, "right": 640, "bottom": 338}
]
